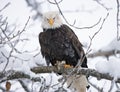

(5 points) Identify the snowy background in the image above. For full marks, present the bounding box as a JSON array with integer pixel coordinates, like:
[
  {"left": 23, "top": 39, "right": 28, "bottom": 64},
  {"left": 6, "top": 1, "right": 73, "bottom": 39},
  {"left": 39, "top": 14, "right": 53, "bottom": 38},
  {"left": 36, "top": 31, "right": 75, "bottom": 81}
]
[{"left": 0, "top": 0, "right": 120, "bottom": 92}]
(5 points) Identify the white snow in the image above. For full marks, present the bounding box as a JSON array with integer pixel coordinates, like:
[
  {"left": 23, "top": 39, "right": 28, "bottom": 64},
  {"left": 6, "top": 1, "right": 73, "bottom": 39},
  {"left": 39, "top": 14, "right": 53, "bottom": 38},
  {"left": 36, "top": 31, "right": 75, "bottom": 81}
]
[{"left": 95, "top": 57, "right": 120, "bottom": 80}]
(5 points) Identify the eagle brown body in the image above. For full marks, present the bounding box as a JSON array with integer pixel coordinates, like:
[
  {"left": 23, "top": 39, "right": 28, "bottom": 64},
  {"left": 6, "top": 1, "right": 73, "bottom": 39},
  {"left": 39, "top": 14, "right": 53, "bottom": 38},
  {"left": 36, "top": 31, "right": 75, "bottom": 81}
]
[{"left": 39, "top": 24, "right": 87, "bottom": 68}]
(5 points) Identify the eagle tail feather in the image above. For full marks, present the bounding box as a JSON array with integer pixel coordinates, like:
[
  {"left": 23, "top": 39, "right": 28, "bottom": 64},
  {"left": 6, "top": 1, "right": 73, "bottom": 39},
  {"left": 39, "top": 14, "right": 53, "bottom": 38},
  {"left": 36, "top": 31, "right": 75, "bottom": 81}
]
[{"left": 66, "top": 74, "right": 88, "bottom": 92}]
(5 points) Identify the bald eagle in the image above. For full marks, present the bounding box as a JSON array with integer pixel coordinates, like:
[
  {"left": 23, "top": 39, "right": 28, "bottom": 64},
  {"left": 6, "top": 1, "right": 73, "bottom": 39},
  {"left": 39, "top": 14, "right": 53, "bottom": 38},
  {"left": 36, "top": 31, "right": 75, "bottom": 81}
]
[{"left": 39, "top": 11, "right": 88, "bottom": 92}]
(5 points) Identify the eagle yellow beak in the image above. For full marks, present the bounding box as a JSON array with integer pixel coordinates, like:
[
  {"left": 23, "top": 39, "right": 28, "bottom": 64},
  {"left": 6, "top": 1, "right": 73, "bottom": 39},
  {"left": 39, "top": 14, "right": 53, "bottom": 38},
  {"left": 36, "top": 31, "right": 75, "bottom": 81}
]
[{"left": 48, "top": 18, "right": 54, "bottom": 26}]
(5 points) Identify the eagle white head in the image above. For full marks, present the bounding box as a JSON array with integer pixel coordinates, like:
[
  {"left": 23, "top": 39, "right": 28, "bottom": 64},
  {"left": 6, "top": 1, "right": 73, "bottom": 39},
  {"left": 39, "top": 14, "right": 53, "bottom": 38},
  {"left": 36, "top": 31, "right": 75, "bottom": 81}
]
[{"left": 41, "top": 11, "right": 63, "bottom": 29}]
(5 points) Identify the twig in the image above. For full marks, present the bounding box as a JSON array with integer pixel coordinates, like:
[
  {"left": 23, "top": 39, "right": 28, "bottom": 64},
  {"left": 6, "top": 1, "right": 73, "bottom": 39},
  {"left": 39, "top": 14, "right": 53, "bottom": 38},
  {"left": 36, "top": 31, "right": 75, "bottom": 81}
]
[
  {"left": 86, "top": 13, "right": 109, "bottom": 56},
  {"left": 15, "top": 16, "right": 30, "bottom": 38},
  {"left": 116, "top": 0, "right": 120, "bottom": 40},
  {"left": 0, "top": 16, "right": 30, "bottom": 75},
  {"left": 47, "top": 0, "right": 63, "bottom": 4},
  {"left": 88, "top": 79, "right": 103, "bottom": 92},
  {"left": 0, "top": 70, "right": 41, "bottom": 83},
  {"left": 1, "top": 45, "right": 14, "bottom": 72},
  {"left": 18, "top": 79, "right": 30, "bottom": 92},
  {"left": 108, "top": 80, "right": 115, "bottom": 92},
  {"left": 0, "top": 86, "right": 6, "bottom": 92},
  {"left": 5, "top": 16, "right": 30, "bottom": 43},
  {"left": 0, "top": 16, "right": 30, "bottom": 54},
  {"left": 94, "top": 0, "right": 112, "bottom": 11},
  {"left": 50, "top": 0, "right": 102, "bottom": 29},
  {"left": 0, "top": 2, "right": 10, "bottom": 12},
  {"left": 115, "top": 83, "right": 120, "bottom": 90}
]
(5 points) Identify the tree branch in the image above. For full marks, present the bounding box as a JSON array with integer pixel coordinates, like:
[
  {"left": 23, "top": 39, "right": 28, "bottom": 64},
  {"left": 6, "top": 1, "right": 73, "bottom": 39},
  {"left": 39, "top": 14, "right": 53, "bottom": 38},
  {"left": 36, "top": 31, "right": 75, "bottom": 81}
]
[
  {"left": 47, "top": 0, "right": 102, "bottom": 29},
  {"left": 0, "top": 70, "right": 41, "bottom": 83},
  {"left": 0, "top": 66, "right": 120, "bottom": 85},
  {"left": 88, "top": 80, "right": 103, "bottom": 92},
  {"left": 31, "top": 66, "right": 120, "bottom": 83},
  {"left": 0, "top": 2, "right": 10, "bottom": 12},
  {"left": 88, "top": 50, "right": 120, "bottom": 58},
  {"left": 94, "top": 0, "right": 112, "bottom": 11},
  {"left": 116, "top": 0, "right": 120, "bottom": 40},
  {"left": 18, "top": 79, "right": 30, "bottom": 92}
]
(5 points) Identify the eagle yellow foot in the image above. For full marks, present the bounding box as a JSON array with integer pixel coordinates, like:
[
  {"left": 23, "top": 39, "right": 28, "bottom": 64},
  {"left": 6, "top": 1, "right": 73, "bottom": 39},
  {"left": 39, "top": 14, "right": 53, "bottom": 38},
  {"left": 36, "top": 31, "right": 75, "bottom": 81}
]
[
  {"left": 64, "top": 64, "right": 73, "bottom": 68},
  {"left": 55, "top": 61, "right": 73, "bottom": 70}
]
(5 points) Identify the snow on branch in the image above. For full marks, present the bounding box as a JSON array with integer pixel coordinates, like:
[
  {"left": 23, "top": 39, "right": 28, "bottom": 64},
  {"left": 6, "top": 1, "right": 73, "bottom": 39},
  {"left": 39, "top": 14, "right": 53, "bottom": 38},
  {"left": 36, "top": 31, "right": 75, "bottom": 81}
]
[
  {"left": 0, "top": 70, "right": 41, "bottom": 83},
  {"left": 87, "top": 37, "right": 120, "bottom": 58},
  {"left": 88, "top": 50, "right": 120, "bottom": 58},
  {"left": 30, "top": 66, "right": 120, "bottom": 83},
  {"left": 0, "top": 16, "right": 30, "bottom": 72},
  {"left": 1, "top": 66, "right": 120, "bottom": 83}
]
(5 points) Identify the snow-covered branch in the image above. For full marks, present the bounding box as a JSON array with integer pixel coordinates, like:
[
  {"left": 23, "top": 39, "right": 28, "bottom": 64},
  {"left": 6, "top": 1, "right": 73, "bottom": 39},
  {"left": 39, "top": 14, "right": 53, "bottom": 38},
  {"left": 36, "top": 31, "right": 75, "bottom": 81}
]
[
  {"left": 0, "top": 66, "right": 120, "bottom": 84},
  {"left": 31, "top": 66, "right": 120, "bottom": 83},
  {"left": 88, "top": 50, "right": 120, "bottom": 58},
  {"left": 0, "top": 70, "right": 41, "bottom": 83}
]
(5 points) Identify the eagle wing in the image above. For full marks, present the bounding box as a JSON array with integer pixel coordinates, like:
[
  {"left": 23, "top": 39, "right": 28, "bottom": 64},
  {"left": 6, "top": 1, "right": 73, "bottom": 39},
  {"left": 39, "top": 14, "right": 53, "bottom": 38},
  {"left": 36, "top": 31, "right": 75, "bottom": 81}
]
[
  {"left": 39, "top": 32, "right": 51, "bottom": 65},
  {"left": 63, "top": 24, "right": 87, "bottom": 67}
]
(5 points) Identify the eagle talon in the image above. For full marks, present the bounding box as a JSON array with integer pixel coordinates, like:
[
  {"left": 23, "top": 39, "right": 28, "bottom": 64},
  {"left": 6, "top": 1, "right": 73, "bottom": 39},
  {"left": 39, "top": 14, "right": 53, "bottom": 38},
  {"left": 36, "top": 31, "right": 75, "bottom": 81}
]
[{"left": 64, "top": 64, "right": 72, "bottom": 68}]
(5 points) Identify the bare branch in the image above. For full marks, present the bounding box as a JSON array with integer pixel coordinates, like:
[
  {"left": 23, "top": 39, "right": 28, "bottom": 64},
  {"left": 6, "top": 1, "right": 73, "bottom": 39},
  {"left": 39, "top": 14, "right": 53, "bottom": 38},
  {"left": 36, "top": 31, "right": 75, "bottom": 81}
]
[
  {"left": 47, "top": 0, "right": 102, "bottom": 29},
  {"left": 116, "top": 0, "right": 120, "bottom": 40},
  {"left": 0, "top": 2, "right": 10, "bottom": 12},
  {"left": 94, "top": 0, "right": 112, "bottom": 11},
  {"left": 12, "top": 16, "right": 30, "bottom": 40},
  {"left": 0, "top": 70, "right": 41, "bottom": 83},
  {"left": 18, "top": 79, "right": 30, "bottom": 92},
  {"left": 0, "top": 86, "right": 6, "bottom": 92},
  {"left": 0, "top": 16, "right": 30, "bottom": 53},
  {"left": 0, "top": 15, "right": 30, "bottom": 71},
  {"left": 47, "top": 0, "right": 63, "bottom": 4},
  {"left": 108, "top": 80, "right": 115, "bottom": 92},
  {"left": 2, "top": 45, "right": 14, "bottom": 72},
  {"left": 88, "top": 80, "right": 103, "bottom": 92},
  {"left": 86, "top": 13, "right": 109, "bottom": 56},
  {"left": 115, "top": 83, "right": 120, "bottom": 91}
]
